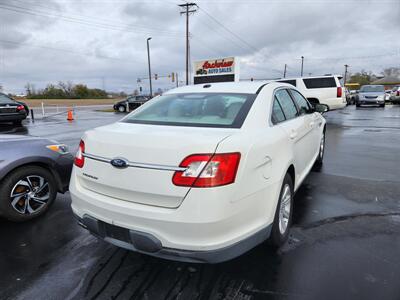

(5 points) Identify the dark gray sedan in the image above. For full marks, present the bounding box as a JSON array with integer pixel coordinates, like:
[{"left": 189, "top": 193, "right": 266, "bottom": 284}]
[
  {"left": 0, "top": 135, "right": 73, "bottom": 222},
  {"left": 0, "top": 94, "right": 28, "bottom": 125}
]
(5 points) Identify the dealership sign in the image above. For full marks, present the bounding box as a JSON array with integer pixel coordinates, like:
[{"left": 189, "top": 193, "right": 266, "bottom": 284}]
[{"left": 193, "top": 57, "right": 239, "bottom": 84}]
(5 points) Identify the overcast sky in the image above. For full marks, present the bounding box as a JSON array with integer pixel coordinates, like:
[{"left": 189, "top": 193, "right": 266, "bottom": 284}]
[{"left": 0, "top": 0, "right": 399, "bottom": 94}]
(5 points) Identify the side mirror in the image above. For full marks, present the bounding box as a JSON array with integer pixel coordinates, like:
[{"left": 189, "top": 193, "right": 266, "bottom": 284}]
[{"left": 315, "top": 103, "right": 329, "bottom": 114}]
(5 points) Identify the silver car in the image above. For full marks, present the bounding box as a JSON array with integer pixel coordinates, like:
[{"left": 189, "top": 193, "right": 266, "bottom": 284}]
[
  {"left": 390, "top": 86, "right": 400, "bottom": 103},
  {"left": 356, "top": 85, "right": 385, "bottom": 108}
]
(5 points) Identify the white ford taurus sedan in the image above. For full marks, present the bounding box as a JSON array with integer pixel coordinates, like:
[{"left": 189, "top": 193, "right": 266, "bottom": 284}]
[{"left": 70, "top": 81, "right": 328, "bottom": 263}]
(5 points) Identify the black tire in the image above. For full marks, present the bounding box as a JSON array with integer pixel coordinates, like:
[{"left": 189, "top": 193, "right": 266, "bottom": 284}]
[
  {"left": 380, "top": 104, "right": 385, "bottom": 108},
  {"left": 315, "top": 130, "right": 325, "bottom": 166},
  {"left": 356, "top": 103, "right": 360, "bottom": 107},
  {"left": 268, "top": 173, "right": 294, "bottom": 248},
  {"left": 0, "top": 166, "right": 57, "bottom": 222},
  {"left": 117, "top": 105, "right": 126, "bottom": 113}
]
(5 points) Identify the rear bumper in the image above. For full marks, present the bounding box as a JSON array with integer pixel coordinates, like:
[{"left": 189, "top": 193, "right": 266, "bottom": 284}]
[
  {"left": 75, "top": 214, "right": 271, "bottom": 263},
  {"left": 0, "top": 113, "right": 26, "bottom": 122},
  {"left": 70, "top": 167, "right": 280, "bottom": 262}
]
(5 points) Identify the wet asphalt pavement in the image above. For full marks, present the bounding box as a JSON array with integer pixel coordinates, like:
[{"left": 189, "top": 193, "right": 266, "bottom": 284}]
[{"left": 1, "top": 105, "right": 400, "bottom": 300}]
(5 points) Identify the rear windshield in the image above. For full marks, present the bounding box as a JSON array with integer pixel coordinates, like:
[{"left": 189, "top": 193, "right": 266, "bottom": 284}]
[
  {"left": 0, "top": 94, "right": 14, "bottom": 104},
  {"left": 303, "top": 77, "right": 337, "bottom": 89},
  {"left": 122, "top": 93, "right": 256, "bottom": 128},
  {"left": 360, "top": 85, "right": 384, "bottom": 93}
]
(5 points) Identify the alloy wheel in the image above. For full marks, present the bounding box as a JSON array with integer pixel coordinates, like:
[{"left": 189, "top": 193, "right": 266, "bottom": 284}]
[
  {"left": 10, "top": 175, "right": 50, "bottom": 215},
  {"left": 279, "top": 184, "right": 291, "bottom": 235},
  {"left": 319, "top": 133, "right": 325, "bottom": 159}
]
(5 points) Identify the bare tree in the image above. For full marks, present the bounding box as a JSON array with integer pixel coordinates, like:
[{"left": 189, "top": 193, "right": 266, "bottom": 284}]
[
  {"left": 58, "top": 81, "right": 74, "bottom": 97},
  {"left": 24, "top": 83, "right": 36, "bottom": 96},
  {"left": 382, "top": 67, "right": 400, "bottom": 78}
]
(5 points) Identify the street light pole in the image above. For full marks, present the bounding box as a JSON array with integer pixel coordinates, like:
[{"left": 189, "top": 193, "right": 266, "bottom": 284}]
[
  {"left": 300, "top": 56, "right": 304, "bottom": 77},
  {"left": 147, "top": 37, "right": 153, "bottom": 97}
]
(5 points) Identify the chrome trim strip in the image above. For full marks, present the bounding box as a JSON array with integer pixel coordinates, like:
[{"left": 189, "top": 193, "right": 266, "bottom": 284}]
[{"left": 83, "top": 153, "right": 187, "bottom": 172}]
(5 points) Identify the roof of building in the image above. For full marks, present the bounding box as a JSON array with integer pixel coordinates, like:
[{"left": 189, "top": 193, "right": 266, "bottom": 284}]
[{"left": 371, "top": 76, "right": 400, "bottom": 85}]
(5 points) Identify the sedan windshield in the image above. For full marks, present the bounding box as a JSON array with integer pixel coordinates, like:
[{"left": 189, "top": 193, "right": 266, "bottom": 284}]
[
  {"left": 123, "top": 93, "right": 256, "bottom": 128},
  {"left": 360, "top": 85, "right": 384, "bottom": 93},
  {"left": 0, "top": 94, "right": 14, "bottom": 104}
]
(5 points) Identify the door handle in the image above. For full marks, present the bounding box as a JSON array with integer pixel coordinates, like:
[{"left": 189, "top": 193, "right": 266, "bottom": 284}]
[{"left": 289, "top": 131, "right": 298, "bottom": 139}]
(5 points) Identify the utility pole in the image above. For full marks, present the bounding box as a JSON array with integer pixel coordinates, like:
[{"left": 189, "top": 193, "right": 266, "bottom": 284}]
[
  {"left": 179, "top": 3, "right": 197, "bottom": 86},
  {"left": 146, "top": 37, "right": 153, "bottom": 96},
  {"left": 344, "top": 64, "right": 349, "bottom": 87},
  {"left": 300, "top": 56, "right": 304, "bottom": 77},
  {"left": 283, "top": 64, "right": 287, "bottom": 78}
]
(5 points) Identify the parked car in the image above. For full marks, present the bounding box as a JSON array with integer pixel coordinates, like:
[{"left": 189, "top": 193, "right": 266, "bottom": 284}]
[
  {"left": 385, "top": 90, "right": 392, "bottom": 102},
  {"left": 0, "top": 93, "right": 28, "bottom": 125},
  {"left": 70, "top": 81, "right": 328, "bottom": 263},
  {"left": 390, "top": 86, "right": 400, "bottom": 103},
  {"left": 276, "top": 75, "right": 347, "bottom": 110},
  {"left": 113, "top": 95, "right": 151, "bottom": 112},
  {"left": 0, "top": 135, "right": 74, "bottom": 221},
  {"left": 347, "top": 90, "right": 359, "bottom": 105},
  {"left": 356, "top": 85, "right": 385, "bottom": 107}
]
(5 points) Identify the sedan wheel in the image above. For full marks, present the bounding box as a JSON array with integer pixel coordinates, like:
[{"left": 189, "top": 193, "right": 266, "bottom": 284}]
[
  {"left": 118, "top": 106, "right": 126, "bottom": 113},
  {"left": 268, "top": 173, "right": 293, "bottom": 248},
  {"left": 0, "top": 166, "right": 57, "bottom": 222},
  {"left": 278, "top": 184, "right": 291, "bottom": 235}
]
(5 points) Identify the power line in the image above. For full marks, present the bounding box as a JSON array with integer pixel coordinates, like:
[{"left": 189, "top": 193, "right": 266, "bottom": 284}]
[
  {"left": 197, "top": 6, "right": 259, "bottom": 53},
  {"left": 14, "top": 0, "right": 184, "bottom": 35},
  {"left": 0, "top": 3, "right": 183, "bottom": 38},
  {"left": 195, "top": 11, "right": 251, "bottom": 54},
  {"left": 0, "top": 39, "right": 140, "bottom": 62}
]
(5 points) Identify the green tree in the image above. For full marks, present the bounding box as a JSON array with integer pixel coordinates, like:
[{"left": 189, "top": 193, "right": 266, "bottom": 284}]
[{"left": 348, "top": 71, "right": 372, "bottom": 86}]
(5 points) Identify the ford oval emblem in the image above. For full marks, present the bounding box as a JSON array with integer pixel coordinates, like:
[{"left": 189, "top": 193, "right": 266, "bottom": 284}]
[{"left": 110, "top": 158, "right": 128, "bottom": 169}]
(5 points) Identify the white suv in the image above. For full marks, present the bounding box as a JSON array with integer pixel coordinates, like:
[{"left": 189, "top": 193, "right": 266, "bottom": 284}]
[
  {"left": 276, "top": 75, "right": 347, "bottom": 110},
  {"left": 70, "top": 82, "right": 327, "bottom": 263}
]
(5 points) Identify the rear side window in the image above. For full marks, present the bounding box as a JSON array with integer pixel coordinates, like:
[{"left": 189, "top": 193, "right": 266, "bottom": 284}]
[
  {"left": 275, "top": 89, "right": 298, "bottom": 120},
  {"left": 271, "top": 98, "right": 286, "bottom": 124},
  {"left": 277, "top": 80, "right": 297, "bottom": 87},
  {"left": 303, "top": 77, "right": 337, "bottom": 89},
  {"left": 290, "top": 90, "right": 312, "bottom": 115}
]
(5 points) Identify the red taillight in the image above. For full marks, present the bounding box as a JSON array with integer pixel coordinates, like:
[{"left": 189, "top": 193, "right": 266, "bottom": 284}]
[
  {"left": 74, "top": 140, "right": 85, "bottom": 168},
  {"left": 172, "top": 152, "right": 241, "bottom": 188},
  {"left": 337, "top": 87, "right": 342, "bottom": 98},
  {"left": 16, "top": 105, "right": 25, "bottom": 111}
]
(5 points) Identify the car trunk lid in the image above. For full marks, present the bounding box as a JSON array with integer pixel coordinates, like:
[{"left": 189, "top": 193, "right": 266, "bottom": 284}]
[
  {"left": 0, "top": 103, "right": 18, "bottom": 114},
  {"left": 77, "top": 122, "right": 234, "bottom": 208}
]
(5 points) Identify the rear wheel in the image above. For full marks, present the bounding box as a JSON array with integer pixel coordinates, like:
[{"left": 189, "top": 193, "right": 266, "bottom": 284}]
[
  {"left": 118, "top": 105, "right": 126, "bottom": 113},
  {"left": 315, "top": 131, "right": 325, "bottom": 165},
  {"left": 268, "top": 173, "right": 294, "bottom": 248},
  {"left": 0, "top": 166, "right": 57, "bottom": 222}
]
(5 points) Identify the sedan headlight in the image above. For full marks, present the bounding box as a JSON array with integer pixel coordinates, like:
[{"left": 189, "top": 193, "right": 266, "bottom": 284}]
[{"left": 46, "top": 144, "right": 69, "bottom": 155}]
